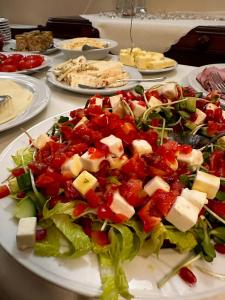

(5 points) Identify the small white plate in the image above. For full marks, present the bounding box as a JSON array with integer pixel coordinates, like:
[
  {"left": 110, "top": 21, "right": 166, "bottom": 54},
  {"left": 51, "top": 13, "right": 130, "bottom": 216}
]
[
  {"left": 3, "top": 39, "right": 59, "bottom": 55},
  {"left": 0, "top": 73, "right": 50, "bottom": 132},
  {"left": 0, "top": 52, "right": 53, "bottom": 74},
  {"left": 47, "top": 65, "right": 142, "bottom": 95}
]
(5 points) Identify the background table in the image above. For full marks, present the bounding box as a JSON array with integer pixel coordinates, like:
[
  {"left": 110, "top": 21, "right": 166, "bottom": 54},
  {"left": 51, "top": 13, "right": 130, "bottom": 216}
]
[
  {"left": 0, "top": 55, "right": 224, "bottom": 300},
  {"left": 81, "top": 14, "right": 225, "bottom": 53}
]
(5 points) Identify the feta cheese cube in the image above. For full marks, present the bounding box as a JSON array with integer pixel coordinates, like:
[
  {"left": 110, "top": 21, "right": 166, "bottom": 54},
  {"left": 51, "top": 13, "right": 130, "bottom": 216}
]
[
  {"left": 107, "top": 154, "right": 128, "bottom": 169},
  {"left": 81, "top": 150, "right": 105, "bottom": 173},
  {"left": 192, "top": 170, "right": 220, "bottom": 199},
  {"left": 165, "top": 196, "right": 199, "bottom": 232},
  {"left": 181, "top": 188, "right": 208, "bottom": 210},
  {"left": 33, "top": 133, "right": 51, "bottom": 149},
  {"left": 74, "top": 116, "right": 88, "bottom": 128},
  {"left": 193, "top": 108, "right": 206, "bottom": 125},
  {"left": 109, "top": 94, "right": 124, "bottom": 117},
  {"left": 100, "top": 134, "right": 124, "bottom": 158},
  {"left": 158, "top": 83, "right": 178, "bottom": 99},
  {"left": 205, "top": 103, "right": 217, "bottom": 111},
  {"left": 177, "top": 149, "right": 203, "bottom": 169},
  {"left": 94, "top": 97, "right": 103, "bottom": 107},
  {"left": 61, "top": 154, "right": 83, "bottom": 177},
  {"left": 131, "top": 100, "right": 146, "bottom": 118},
  {"left": 16, "top": 217, "right": 37, "bottom": 250},
  {"left": 110, "top": 190, "right": 135, "bottom": 219},
  {"left": 73, "top": 171, "right": 98, "bottom": 196},
  {"left": 148, "top": 96, "right": 163, "bottom": 109},
  {"left": 132, "top": 139, "right": 153, "bottom": 156},
  {"left": 144, "top": 176, "right": 170, "bottom": 197}
]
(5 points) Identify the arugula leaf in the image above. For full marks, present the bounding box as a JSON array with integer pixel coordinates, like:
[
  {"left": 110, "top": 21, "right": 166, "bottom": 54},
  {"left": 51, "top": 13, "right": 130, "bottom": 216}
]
[
  {"left": 210, "top": 227, "right": 225, "bottom": 244},
  {"left": 215, "top": 191, "right": 225, "bottom": 201}
]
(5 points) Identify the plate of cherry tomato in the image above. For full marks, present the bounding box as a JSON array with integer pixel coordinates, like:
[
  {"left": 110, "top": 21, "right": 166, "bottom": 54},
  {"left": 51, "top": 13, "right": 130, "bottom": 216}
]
[{"left": 0, "top": 53, "right": 52, "bottom": 74}]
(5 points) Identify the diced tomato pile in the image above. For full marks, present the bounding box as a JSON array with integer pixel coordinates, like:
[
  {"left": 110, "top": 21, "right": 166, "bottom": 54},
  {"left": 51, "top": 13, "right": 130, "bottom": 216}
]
[{"left": 0, "top": 53, "right": 44, "bottom": 72}]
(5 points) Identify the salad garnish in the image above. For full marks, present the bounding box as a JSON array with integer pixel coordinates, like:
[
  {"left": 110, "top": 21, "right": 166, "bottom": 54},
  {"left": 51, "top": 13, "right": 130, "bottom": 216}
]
[{"left": 1, "top": 82, "right": 225, "bottom": 299}]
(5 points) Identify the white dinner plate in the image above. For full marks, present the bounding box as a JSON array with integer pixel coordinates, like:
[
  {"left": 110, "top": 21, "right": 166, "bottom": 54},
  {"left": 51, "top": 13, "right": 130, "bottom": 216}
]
[
  {"left": 0, "top": 52, "right": 53, "bottom": 74},
  {"left": 138, "top": 62, "right": 178, "bottom": 74},
  {"left": 0, "top": 73, "right": 50, "bottom": 132},
  {"left": 0, "top": 110, "right": 225, "bottom": 299},
  {"left": 47, "top": 65, "right": 142, "bottom": 95},
  {"left": 3, "top": 39, "right": 60, "bottom": 55}
]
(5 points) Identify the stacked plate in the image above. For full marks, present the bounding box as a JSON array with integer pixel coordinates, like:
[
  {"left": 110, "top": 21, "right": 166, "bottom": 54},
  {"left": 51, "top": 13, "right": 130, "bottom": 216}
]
[{"left": 0, "top": 18, "right": 11, "bottom": 41}]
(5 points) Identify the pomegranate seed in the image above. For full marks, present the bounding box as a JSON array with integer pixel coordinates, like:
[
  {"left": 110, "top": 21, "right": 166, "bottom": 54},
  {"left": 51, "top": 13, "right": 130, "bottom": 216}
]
[
  {"left": 179, "top": 267, "right": 197, "bottom": 286},
  {"left": 215, "top": 244, "right": 225, "bottom": 254},
  {"left": 36, "top": 229, "right": 47, "bottom": 241}
]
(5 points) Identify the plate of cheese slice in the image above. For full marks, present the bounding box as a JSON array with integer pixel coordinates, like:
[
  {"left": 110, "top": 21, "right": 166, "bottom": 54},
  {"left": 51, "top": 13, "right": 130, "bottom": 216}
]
[{"left": 120, "top": 48, "right": 177, "bottom": 74}]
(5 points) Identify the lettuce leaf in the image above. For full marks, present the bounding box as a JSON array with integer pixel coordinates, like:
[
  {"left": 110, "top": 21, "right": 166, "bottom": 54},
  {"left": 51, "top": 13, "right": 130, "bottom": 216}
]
[
  {"left": 51, "top": 214, "right": 91, "bottom": 258},
  {"left": 166, "top": 229, "right": 197, "bottom": 252},
  {"left": 34, "top": 225, "right": 62, "bottom": 256},
  {"left": 43, "top": 201, "right": 76, "bottom": 219},
  {"left": 12, "top": 147, "right": 35, "bottom": 167}
]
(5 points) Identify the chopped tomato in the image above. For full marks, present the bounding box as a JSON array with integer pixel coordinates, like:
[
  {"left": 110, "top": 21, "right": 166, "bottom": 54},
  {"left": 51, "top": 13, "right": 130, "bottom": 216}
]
[
  {"left": 86, "top": 189, "right": 102, "bottom": 208},
  {"left": 73, "top": 203, "right": 88, "bottom": 217},
  {"left": 91, "top": 230, "right": 110, "bottom": 246},
  {"left": 207, "top": 200, "right": 225, "bottom": 217},
  {"left": 121, "top": 154, "right": 147, "bottom": 179},
  {"left": 97, "top": 204, "right": 112, "bottom": 220},
  {"left": 11, "top": 167, "right": 25, "bottom": 177},
  {"left": 138, "top": 200, "right": 161, "bottom": 232},
  {"left": 0, "top": 185, "right": 10, "bottom": 198},
  {"left": 111, "top": 212, "right": 129, "bottom": 223},
  {"left": 119, "top": 179, "right": 145, "bottom": 207}
]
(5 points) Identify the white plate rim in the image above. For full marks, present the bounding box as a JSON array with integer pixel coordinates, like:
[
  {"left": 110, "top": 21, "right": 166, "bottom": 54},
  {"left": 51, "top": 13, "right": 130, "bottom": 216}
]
[
  {"left": 1, "top": 111, "right": 225, "bottom": 299},
  {"left": 0, "top": 73, "right": 50, "bottom": 132},
  {"left": 47, "top": 65, "right": 142, "bottom": 95},
  {"left": 138, "top": 61, "right": 178, "bottom": 74}
]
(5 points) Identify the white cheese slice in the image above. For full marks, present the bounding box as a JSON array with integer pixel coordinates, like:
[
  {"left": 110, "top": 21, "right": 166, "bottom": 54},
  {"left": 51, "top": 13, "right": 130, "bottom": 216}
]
[
  {"left": 132, "top": 139, "right": 153, "bottom": 156},
  {"left": 157, "top": 83, "right": 178, "bottom": 99},
  {"left": 33, "top": 133, "right": 51, "bottom": 149},
  {"left": 205, "top": 103, "right": 217, "bottom": 111},
  {"left": 81, "top": 150, "right": 105, "bottom": 173},
  {"left": 100, "top": 134, "right": 124, "bottom": 158},
  {"left": 16, "top": 217, "right": 37, "bottom": 250},
  {"left": 131, "top": 100, "right": 146, "bottom": 118},
  {"left": 109, "top": 94, "right": 124, "bottom": 117},
  {"left": 165, "top": 196, "right": 199, "bottom": 232},
  {"left": 177, "top": 149, "right": 203, "bottom": 170},
  {"left": 181, "top": 188, "right": 208, "bottom": 210},
  {"left": 192, "top": 170, "right": 220, "bottom": 199},
  {"left": 193, "top": 108, "right": 206, "bottom": 125},
  {"left": 110, "top": 190, "right": 135, "bottom": 219},
  {"left": 61, "top": 154, "right": 83, "bottom": 177},
  {"left": 148, "top": 96, "right": 163, "bottom": 108},
  {"left": 107, "top": 154, "right": 128, "bottom": 169},
  {"left": 144, "top": 176, "right": 170, "bottom": 197},
  {"left": 73, "top": 170, "right": 98, "bottom": 196}
]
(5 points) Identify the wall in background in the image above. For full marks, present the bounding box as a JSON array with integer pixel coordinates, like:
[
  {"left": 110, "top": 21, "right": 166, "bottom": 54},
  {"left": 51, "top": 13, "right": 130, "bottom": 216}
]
[{"left": 1, "top": 0, "right": 225, "bottom": 25}]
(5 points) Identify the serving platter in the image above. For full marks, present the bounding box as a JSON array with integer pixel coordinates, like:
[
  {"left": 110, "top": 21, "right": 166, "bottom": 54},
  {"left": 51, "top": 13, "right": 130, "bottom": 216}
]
[
  {"left": 0, "top": 110, "right": 225, "bottom": 299},
  {"left": 0, "top": 73, "right": 50, "bottom": 132},
  {"left": 47, "top": 65, "right": 142, "bottom": 95},
  {"left": 138, "top": 61, "right": 178, "bottom": 74}
]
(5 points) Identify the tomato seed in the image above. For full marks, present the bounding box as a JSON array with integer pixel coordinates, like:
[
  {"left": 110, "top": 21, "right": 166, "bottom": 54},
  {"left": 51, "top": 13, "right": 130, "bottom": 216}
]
[{"left": 179, "top": 267, "right": 197, "bottom": 286}]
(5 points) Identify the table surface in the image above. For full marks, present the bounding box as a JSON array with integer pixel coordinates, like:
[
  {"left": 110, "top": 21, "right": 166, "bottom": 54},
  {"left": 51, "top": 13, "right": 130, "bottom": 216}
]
[{"left": 0, "top": 53, "right": 225, "bottom": 300}]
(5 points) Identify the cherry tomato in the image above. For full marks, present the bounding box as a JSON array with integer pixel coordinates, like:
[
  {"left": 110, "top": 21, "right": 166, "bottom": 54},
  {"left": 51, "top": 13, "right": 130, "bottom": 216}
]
[
  {"left": 26, "top": 54, "right": 44, "bottom": 64},
  {"left": 91, "top": 231, "right": 110, "bottom": 246},
  {"left": 0, "top": 185, "right": 10, "bottom": 199},
  {"left": 8, "top": 54, "right": 24, "bottom": 64}
]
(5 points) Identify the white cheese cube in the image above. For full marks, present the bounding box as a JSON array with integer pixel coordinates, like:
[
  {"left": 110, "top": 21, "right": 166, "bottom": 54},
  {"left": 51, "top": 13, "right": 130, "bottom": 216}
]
[
  {"left": 158, "top": 83, "right": 178, "bottom": 99},
  {"left": 132, "top": 139, "right": 153, "bottom": 156},
  {"left": 181, "top": 188, "right": 208, "bottom": 210},
  {"left": 131, "top": 100, "right": 146, "bottom": 118},
  {"left": 193, "top": 108, "right": 206, "bottom": 125},
  {"left": 74, "top": 116, "right": 88, "bottom": 128},
  {"left": 205, "top": 103, "right": 217, "bottom": 111},
  {"left": 94, "top": 97, "right": 103, "bottom": 107},
  {"left": 16, "top": 217, "right": 37, "bottom": 250},
  {"left": 33, "top": 133, "right": 51, "bottom": 149},
  {"left": 109, "top": 94, "right": 124, "bottom": 117},
  {"left": 61, "top": 154, "right": 83, "bottom": 177},
  {"left": 73, "top": 171, "right": 98, "bottom": 196},
  {"left": 192, "top": 171, "right": 220, "bottom": 199},
  {"left": 110, "top": 190, "right": 135, "bottom": 219},
  {"left": 144, "top": 176, "right": 170, "bottom": 197},
  {"left": 177, "top": 149, "right": 203, "bottom": 170},
  {"left": 148, "top": 96, "right": 163, "bottom": 108},
  {"left": 107, "top": 155, "right": 128, "bottom": 169},
  {"left": 165, "top": 196, "right": 199, "bottom": 232},
  {"left": 100, "top": 134, "right": 124, "bottom": 158},
  {"left": 81, "top": 150, "right": 105, "bottom": 173}
]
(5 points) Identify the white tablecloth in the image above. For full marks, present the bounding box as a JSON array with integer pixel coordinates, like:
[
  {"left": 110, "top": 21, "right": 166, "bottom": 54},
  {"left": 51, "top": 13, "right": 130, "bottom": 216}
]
[
  {"left": 0, "top": 54, "right": 225, "bottom": 300},
  {"left": 81, "top": 14, "right": 225, "bottom": 53}
]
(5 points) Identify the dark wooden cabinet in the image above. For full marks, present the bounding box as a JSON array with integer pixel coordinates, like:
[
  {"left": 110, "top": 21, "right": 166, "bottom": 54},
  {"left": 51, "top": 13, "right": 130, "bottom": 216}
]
[{"left": 164, "top": 26, "right": 225, "bottom": 66}]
